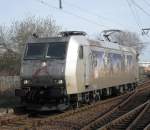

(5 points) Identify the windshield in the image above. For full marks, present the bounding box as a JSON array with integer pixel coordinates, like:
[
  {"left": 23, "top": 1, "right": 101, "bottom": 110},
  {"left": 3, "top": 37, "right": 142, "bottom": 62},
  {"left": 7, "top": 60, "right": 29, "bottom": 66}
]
[
  {"left": 24, "top": 42, "right": 67, "bottom": 59},
  {"left": 25, "top": 43, "right": 46, "bottom": 59},
  {"left": 46, "top": 42, "right": 67, "bottom": 59}
]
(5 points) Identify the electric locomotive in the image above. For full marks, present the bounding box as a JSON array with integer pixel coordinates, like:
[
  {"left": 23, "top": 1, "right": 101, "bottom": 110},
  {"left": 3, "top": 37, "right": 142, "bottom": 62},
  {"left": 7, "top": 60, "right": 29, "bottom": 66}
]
[{"left": 15, "top": 31, "right": 139, "bottom": 111}]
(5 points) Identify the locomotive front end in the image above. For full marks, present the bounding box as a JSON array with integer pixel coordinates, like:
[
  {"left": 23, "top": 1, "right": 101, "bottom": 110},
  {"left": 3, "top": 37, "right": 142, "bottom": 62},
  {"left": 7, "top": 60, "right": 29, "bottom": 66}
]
[{"left": 15, "top": 37, "right": 69, "bottom": 111}]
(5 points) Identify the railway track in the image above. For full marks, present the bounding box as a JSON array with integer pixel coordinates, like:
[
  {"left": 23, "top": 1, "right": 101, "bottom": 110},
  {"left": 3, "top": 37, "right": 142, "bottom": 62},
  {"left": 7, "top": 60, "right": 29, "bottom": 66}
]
[
  {"left": 0, "top": 93, "right": 129, "bottom": 130},
  {"left": 81, "top": 83, "right": 150, "bottom": 130},
  {"left": 126, "top": 100, "right": 150, "bottom": 130},
  {"left": 0, "top": 81, "right": 150, "bottom": 130},
  {"left": 98, "top": 100, "right": 150, "bottom": 130}
]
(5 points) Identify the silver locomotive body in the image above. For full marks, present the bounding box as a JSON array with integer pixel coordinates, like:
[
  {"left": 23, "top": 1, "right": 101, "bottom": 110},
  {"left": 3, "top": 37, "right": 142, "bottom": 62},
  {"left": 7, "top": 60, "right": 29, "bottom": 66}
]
[
  {"left": 16, "top": 37, "right": 70, "bottom": 110},
  {"left": 15, "top": 31, "right": 139, "bottom": 111}
]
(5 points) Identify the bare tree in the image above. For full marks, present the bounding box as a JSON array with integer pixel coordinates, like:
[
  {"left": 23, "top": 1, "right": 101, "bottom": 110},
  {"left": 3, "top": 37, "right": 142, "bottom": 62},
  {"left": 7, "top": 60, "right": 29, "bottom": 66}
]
[
  {"left": 0, "top": 26, "right": 15, "bottom": 53},
  {"left": 112, "top": 31, "right": 143, "bottom": 53},
  {"left": 10, "top": 16, "right": 60, "bottom": 53},
  {"left": 0, "top": 16, "right": 60, "bottom": 75},
  {"left": 0, "top": 16, "right": 60, "bottom": 53}
]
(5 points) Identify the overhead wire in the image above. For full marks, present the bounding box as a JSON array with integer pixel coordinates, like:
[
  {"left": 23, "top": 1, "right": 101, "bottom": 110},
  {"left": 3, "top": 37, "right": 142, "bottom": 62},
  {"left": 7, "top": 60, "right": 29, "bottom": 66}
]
[
  {"left": 35, "top": 0, "right": 149, "bottom": 37},
  {"left": 130, "top": 0, "right": 150, "bottom": 17},
  {"left": 34, "top": 0, "right": 110, "bottom": 28},
  {"left": 126, "top": 0, "right": 150, "bottom": 40},
  {"left": 129, "top": 0, "right": 150, "bottom": 38},
  {"left": 125, "top": 0, "right": 142, "bottom": 31},
  {"left": 129, "top": 0, "right": 143, "bottom": 27},
  {"left": 62, "top": 0, "right": 126, "bottom": 28}
]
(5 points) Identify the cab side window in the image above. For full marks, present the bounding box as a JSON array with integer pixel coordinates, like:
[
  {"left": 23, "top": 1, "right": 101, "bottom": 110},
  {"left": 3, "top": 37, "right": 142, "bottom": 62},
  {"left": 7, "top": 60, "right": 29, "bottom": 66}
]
[{"left": 79, "top": 46, "right": 83, "bottom": 59}]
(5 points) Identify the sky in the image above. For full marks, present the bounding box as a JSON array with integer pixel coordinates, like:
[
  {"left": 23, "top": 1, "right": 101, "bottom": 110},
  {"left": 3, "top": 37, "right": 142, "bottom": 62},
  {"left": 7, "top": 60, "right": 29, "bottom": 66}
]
[{"left": 0, "top": 0, "right": 149, "bottom": 61}]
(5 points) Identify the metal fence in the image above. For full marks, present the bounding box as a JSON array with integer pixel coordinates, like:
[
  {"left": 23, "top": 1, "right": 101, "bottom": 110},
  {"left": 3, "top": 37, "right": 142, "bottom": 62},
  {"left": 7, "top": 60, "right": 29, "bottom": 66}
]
[
  {"left": 0, "top": 52, "right": 21, "bottom": 107},
  {"left": 0, "top": 76, "right": 20, "bottom": 97},
  {"left": 0, "top": 54, "right": 20, "bottom": 76}
]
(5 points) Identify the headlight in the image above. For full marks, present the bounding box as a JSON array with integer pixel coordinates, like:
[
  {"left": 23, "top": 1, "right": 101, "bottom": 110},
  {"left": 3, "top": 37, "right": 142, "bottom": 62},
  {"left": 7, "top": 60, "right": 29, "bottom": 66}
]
[
  {"left": 41, "top": 62, "right": 47, "bottom": 67},
  {"left": 53, "top": 79, "right": 64, "bottom": 85},
  {"left": 23, "top": 80, "right": 32, "bottom": 85},
  {"left": 58, "top": 80, "right": 63, "bottom": 84}
]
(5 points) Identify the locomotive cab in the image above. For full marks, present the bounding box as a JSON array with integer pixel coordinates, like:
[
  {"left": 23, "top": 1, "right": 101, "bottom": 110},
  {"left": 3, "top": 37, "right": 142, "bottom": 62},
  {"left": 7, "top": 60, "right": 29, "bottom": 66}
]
[
  {"left": 16, "top": 38, "right": 70, "bottom": 110},
  {"left": 15, "top": 31, "right": 87, "bottom": 111}
]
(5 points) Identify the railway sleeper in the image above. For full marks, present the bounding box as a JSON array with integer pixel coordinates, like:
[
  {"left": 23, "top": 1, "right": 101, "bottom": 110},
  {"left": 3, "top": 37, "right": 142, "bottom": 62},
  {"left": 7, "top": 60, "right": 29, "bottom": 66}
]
[
  {"left": 98, "top": 101, "right": 148, "bottom": 130},
  {"left": 126, "top": 100, "right": 150, "bottom": 130}
]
